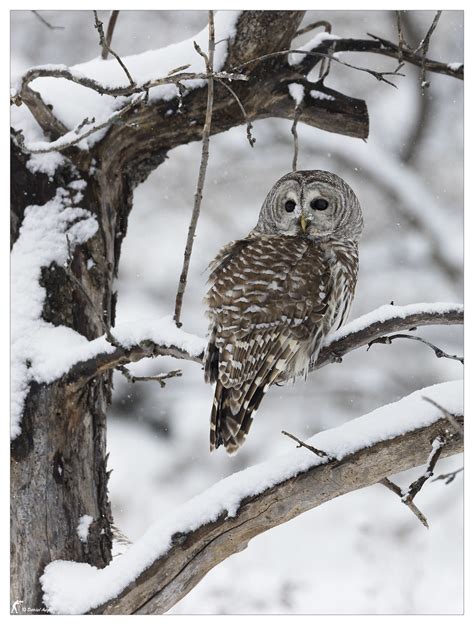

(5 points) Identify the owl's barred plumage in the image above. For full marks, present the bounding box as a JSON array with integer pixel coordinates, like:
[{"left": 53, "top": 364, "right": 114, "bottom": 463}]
[{"left": 204, "top": 170, "right": 363, "bottom": 453}]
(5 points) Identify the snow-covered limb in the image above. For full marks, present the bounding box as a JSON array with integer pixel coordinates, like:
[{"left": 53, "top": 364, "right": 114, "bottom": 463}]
[
  {"left": 13, "top": 66, "right": 247, "bottom": 109},
  {"left": 65, "top": 318, "right": 206, "bottom": 389},
  {"left": 312, "top": 302, "right": 463, "bottom": 373},
  {"left": 10, "top": 186, "right": 99, "bottom": 439},
  {"left": 11, "top": 10, "right": 244, "bottom": 155},
  {"left": 63, "top": 302, "right": 462, "bottom": 389},
  {"left": 40, "top": 379, "right": 463, "bottom": 615},
  {"left": 18, "top": 94, "right": 148, "bottom": 155}
]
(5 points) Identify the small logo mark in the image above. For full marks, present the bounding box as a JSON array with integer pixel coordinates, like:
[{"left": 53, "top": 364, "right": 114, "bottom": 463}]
[{"left": 11, "top": 600, "right": 23, "bottom": 614}]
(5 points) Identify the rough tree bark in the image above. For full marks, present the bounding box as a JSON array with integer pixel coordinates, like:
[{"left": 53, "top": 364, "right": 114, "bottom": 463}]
[{"left": 10, "top": 10, "right": 463, "bottom": 612}]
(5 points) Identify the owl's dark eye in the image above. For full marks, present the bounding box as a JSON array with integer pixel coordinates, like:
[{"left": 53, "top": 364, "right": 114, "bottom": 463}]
[
  {"left": 311, "top": 198, "right": 329, "bottom": 211},
  {"left": 285, "top": 199, "right": 296, "bottom": 212}
]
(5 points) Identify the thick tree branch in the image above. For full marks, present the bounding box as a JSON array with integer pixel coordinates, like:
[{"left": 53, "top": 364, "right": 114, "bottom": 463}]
[
  {"left": 312, "top": 304, "right": 463, "bottom": 372},
  {"left": 87, "top": 412, "right": 462, "bottom": 614},
  {"left": 12, "top": 13, "right": 463, "bottom": 182},
  {"left": 64, "top": 304, "right": 463, "bottom": 389}
]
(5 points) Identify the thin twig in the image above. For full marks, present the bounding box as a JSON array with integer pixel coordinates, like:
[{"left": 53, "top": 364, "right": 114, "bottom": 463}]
[
  {"left": 379, "top": 433, "right": 447, "bottom": 530},
  {"left": 295, "top": 20, "right": 332, "bottom": 38},
  {"left": 31, "top": 10, "right": 64, "bottom": 30},
  {"left": 93, "top": 10, "right": 135, "bottom": 86},
  {"left": 413, "top": 10, "right": 442, "bottom": 91},
  {"left": 422, "top": 396, "right": 464, "bottom": 437},
  {"left": 216, "top": 78, "right": 256, "bottom": 147},
  {"left": 173, "top": 11, "right": 215, "bottom": 327},
  {"left": 234, "top": 48, "right": 405, "bottom": 88},
  {"left": 366, "top": 33, "right": 462, "bottom": 79},
  {"left": 432, "top": 467, "right": 464, "bottom": 485},
  {"left": 367, "top": 332, "right": 464, "bottom": 364},
  {"left": 116, "top": 365, "right": 182, "bottom": 387},
  {"left": 291, "top": 106, "right": 301, "bottom": 171},
  {"left": 102, "top": 10, "right": 120, "bottom": 60},
  {"left": 281, "top": 430, "right": 333, "bottom": 459},
  {"left": 318, "top": 40, "right": 336, "bottom": 80},
  {"left": 379, "top": 477, "right": 429, "bottom": 528},
  {"left": 168, "top": 64, "right": 192, "bottom": 76},
  {"left": 395, "top": 11, "right": 408, "bottom": 64},
  {"left": 402, "top": 435, "right": 446, "bottom": 503},
  {"left": 111, "top": 522, "right": 132, "bottom": 547},
  {"left": 230, "top": 37, "right": 461, "bottom": 81},
  {"left": 15, "top": 66, "right": 247, "bottom": 103},
  {"left": 414, "top": 10, "right": 443, "bottom": 54}
]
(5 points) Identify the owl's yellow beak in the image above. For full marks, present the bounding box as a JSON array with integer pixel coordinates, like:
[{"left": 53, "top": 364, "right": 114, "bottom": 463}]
[{"left": 300, "top": 215, "right": 307, "bottom": 232}]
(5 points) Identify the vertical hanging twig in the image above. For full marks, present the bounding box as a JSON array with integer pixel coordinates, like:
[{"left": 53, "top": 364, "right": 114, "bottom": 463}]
[
  {"left": 173, "top": 10, "right": 215, "bottom": 327},
  {"left": 102, "top": 10, "right": 120, "bottom": 60},
  {"left": 291, "top": 106, "right": 301, "bottom": 172}
]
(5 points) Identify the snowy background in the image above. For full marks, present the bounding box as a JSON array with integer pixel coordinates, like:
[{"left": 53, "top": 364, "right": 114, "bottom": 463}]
[{"left": 11, "top": 10, "right": 463, "bottom": 614}]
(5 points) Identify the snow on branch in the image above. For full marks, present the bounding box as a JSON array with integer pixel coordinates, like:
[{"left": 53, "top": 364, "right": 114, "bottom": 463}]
[
  {"left": 13, "top": 65, "right": 248, "bottom": 103},
  {"left": 311, "top": 302, "right": 463, "bottom": 372},
  {"left": 10, "top": 184, "right": 99, "bottom": 439},
  {"left": 11, "top": 263, "right": 462, "bottom": 439},
  {"left": 11, "top": 11, "right": 463, "bottom": 173},
  {"left": 40, "top": 379, "right": 463, "bottom": 615},
  {"left": 60, "top": 301, "right": 463, "bottom": 392},
  {"left": 11, "top": 10, "right": 245, "bottom": 153},
  {"left": 63, "top": 301, "right": 462, "bottom": 391}
]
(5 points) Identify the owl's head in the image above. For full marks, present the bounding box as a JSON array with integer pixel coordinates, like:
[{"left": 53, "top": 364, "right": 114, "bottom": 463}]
[{"left": 253, "top": 170, "right": 363, "bottom": 241}]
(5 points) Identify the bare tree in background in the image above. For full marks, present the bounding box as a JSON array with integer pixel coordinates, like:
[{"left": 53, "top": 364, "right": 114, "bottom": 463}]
[{"left": 10, "top": 10, "right": 463, "bottom": 614}]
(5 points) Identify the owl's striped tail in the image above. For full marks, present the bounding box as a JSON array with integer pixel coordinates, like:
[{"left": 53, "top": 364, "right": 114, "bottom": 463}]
[
  {"left": 207, "top": 330, "right": 303, "bottom": 453},
  {"left": 210, "top": 379, "right": 269, "bottom": 454}
]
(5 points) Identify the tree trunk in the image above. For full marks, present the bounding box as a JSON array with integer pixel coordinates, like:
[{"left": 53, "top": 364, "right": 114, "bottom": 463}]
[{"left": 10, "top": 142, "right": 134, "bottom": 610}]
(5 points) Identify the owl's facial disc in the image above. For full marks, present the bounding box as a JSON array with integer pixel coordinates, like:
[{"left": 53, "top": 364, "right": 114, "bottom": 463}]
[
  {"left": 255, "top": 170, "right": 362, "bottom": 241},
  {"left": 300, "top": 181, "right": 341, "bottom": 237},
  {"left": 274, "top": 182, "right": 337, "bottom": 237}
]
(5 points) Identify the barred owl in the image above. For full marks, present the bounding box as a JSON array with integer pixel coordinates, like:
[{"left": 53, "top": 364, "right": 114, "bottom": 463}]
[{"left": 204, "top": 170, "right": 363, "bottom": 453}]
